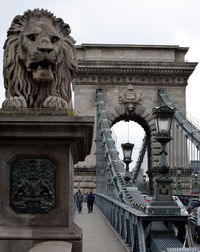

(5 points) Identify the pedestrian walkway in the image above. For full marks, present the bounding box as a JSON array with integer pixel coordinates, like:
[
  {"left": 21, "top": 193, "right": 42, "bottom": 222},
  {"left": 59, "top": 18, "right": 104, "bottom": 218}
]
[{"left": 74, "top": 202, "right": 128, "bottom": 252}]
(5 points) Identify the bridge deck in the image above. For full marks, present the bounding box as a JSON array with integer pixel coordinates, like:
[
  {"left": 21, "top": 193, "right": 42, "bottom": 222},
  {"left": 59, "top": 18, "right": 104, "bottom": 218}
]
[{"left": 74, "top": 203, "right": 128, "bottom": 252}]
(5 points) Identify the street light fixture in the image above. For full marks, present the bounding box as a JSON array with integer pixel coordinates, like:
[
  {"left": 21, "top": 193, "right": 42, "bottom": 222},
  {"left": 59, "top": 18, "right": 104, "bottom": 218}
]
[
  {"left": 153, "top": 106, "right": 174, "bottom": 175},
  {"left": 121, "top": 142, "right": 134, "bottom": 182},
  {"left": 153, "top": 106, "right": 174, "bottom": 137},
  {"left": 147, "top": 105, "right": 181, "bottom": 215}
]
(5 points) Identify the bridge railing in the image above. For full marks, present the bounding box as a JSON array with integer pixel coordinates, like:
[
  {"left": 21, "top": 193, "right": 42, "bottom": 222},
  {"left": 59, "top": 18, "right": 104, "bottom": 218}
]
[
  {"left": 96, "top": 88, "right": 146, "bottom": 211},
  {"left": 95, "top": 193, "right": 146, "bottom": 252},
  {"left": 95, "top": 89, "right": 199, "bottom": 252},
  {"left": 95, "top": 193, "right": 197, "bottom": 252}
]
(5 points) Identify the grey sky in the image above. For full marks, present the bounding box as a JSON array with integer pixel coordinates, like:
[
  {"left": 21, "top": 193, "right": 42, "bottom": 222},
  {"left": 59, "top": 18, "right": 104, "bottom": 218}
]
[
  {"left": 112, "top": 121, "right": 145, "bottom": 169},
  {"left": 0, "top": 0, "right": 200, "bottom": 122}
]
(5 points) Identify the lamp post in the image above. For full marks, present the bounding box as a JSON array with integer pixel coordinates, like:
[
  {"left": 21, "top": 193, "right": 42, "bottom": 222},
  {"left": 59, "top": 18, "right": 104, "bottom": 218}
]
[
  {"left": 194, "top": 172, "right": 198, "bottom": 194},
  {"left": 147, "top": 105, "right": 181, "bottom": 215},
  {"left": 121, "top": 142, "right": 134, "bottom": 182},
  {"left": 176, "top": 168, "right": 182, "bottom": 194},
  {"left": 143, "top": 175, "right": 146, "bottom": 184},
  {"left": 153, "top": 106, "right": 174, "bottom": 175},
  {"left": 142, "top": 175, "right": 147, "bottom": 194}
]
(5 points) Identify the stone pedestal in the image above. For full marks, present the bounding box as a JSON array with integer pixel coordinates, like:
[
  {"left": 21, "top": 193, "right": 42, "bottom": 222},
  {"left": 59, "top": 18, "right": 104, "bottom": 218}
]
[
  {"left": 0, "top": 109, "right": 94, "bottom": 252},
  {"left": 146, "top": 176, "right": 180, "bottom": 215},
  {"left": 29, "top": 241, "right": 72, "bottom": 252}
]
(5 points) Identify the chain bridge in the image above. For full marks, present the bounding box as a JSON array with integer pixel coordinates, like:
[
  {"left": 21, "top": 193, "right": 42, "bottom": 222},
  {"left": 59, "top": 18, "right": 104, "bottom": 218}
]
[{"left": 73, "top": 44, "right": 200, "bottom": 251}]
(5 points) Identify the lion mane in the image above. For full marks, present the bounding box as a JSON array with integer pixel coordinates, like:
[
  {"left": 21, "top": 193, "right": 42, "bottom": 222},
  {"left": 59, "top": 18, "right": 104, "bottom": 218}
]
[{"left": 2, "top": 9, "right": 77, "bottom": 109}]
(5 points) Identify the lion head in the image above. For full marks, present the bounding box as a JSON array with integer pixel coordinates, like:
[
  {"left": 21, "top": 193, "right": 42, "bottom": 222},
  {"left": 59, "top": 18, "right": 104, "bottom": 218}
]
[{"left": 2, "top": 9, "right": 77, "bottom": 109}]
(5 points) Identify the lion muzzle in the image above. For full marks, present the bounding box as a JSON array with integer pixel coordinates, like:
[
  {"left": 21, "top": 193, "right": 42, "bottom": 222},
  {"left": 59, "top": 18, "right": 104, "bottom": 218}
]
[{"left": 32, "top": 64, "right": 54, "bottom": 82}]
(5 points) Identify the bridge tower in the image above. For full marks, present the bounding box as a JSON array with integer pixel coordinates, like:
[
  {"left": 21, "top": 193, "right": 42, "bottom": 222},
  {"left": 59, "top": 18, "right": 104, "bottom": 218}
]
[{"left": 73, "top": 44, "right": 197, "bottom": 193}]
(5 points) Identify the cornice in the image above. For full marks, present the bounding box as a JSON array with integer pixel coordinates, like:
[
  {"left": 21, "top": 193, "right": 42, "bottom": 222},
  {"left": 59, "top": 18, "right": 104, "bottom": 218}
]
[
  {"left": 74, "top": 60, "right": 197, "bottom": 87},
  {"left": 76, "top": 43, "right": 189, "bottom": 50},
  {"left": 77, "top": 67, "right": 193, "bottom": 75},
  {"left": 74, "top": 73, "right": 187, "bottom": 87},
  {"left": 77, "top": 59, "right": 196, "bottom": 67},
  {"left": 76, "top": 60, "right": 197, "bottom": 76}
]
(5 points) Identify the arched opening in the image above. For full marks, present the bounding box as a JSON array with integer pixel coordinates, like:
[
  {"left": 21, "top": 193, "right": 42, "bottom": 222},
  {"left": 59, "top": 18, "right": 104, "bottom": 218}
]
[
  {"left": 111, "top": 114, "right": 152, "bottom": 194},
  {"left": 111, "top": 121, "right": 145, "bottom": 169}
]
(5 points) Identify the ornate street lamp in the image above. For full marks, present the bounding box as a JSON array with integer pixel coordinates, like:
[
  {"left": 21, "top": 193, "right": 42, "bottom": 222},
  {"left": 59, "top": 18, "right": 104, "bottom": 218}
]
[
  {"left": 121, "top": 142, "right": 134, "bottom": 182},
  {"left": 153, "top": 106, "right": 174, "bottom": 137},
  {"left": 147, "top": 105, "right": 181, "bottom": 215},
  {"left": 153, "top": 106, "right": 174, "bottom": 175}
]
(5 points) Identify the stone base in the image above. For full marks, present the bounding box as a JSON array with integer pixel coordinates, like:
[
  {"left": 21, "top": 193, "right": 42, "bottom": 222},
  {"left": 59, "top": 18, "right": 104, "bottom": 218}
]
[
  {"left": 146, "top": 176, "right": 181, "bottom": 215},
  {"left": 0, "top": 223, "right": 82, "bottom": 252},
  {"left": 29, "top": 241, "right": 72, "bottom": 252},
  {"left": 146, "top": 200, "right": 181, "bottom": 215},
  {"left": 0, "top": 109, "right": 94, "bottom": 252}
]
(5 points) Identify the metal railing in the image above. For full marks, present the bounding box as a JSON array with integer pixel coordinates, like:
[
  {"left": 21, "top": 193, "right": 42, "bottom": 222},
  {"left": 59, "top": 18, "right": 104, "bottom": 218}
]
[
  {"left": 95, "top": 193, "right": 147, "bottom": 252},
  {"left": 95, "top": 89, "right": 198, "bottom": 251},
  {"left": 96, "top": 88, "right": 146, "bottom": 211},
  {"left": 95, "top": 193, "right": 196, "bottom": 252}
]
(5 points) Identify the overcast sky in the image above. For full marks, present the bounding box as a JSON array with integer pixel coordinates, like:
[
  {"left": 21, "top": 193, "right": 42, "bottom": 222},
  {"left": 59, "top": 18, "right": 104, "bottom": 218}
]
[
  {"left": 0, "top": 0, "right": 200, "bottom": 122},
  {"left": 1, "top": 0, "right": 199, "bottom": 169}
]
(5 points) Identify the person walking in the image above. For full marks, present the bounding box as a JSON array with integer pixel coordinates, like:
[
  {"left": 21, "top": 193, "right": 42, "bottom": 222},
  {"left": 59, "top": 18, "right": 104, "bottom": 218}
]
[
  {"left": 87, "top": 191, "right": 95, "bottom": 213},
  {"left": 75, "top": 189, "right": 83, "bottom": 213}
]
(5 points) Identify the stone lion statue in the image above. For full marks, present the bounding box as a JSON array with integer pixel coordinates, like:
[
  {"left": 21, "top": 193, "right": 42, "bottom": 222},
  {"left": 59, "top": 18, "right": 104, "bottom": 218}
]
[{"left": 2, "top": 9, "right": 77, "bottom": 109}]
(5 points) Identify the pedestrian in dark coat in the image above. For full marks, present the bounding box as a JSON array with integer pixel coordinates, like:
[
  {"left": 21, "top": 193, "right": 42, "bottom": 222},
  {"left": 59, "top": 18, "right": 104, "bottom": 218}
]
[
  {"left": 87, "top": 191, "right": 95, "bottom": 213},
  {"left": 75, "top": 189, "right": 83, "bottom": 213}
]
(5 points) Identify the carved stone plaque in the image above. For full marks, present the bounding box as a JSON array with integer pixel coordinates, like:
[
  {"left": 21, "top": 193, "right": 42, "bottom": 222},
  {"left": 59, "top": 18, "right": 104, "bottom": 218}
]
[{"left": 10, "top": 158, "right": 56, "bottom": 214}]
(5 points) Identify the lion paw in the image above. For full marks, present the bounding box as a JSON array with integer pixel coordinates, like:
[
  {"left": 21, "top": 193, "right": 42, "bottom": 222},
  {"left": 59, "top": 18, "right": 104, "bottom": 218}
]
[
  {"left": 2, "top": 96, "right": 27, "bottom": 108},
  {"left": 43, "top": 96, "right": 69, "bottom": 109}
]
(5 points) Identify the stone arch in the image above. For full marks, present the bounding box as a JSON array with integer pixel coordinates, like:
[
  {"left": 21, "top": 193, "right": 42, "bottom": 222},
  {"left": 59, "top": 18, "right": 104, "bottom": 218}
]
[{"left": 107, "top": 103, "right": 158, "bottom": 194}]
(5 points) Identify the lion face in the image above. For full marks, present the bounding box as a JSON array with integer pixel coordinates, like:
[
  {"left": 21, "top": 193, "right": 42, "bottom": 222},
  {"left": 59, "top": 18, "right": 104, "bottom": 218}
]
[
  {"left": 20, "top": 18, "right": 62, "bottom": 83},
  {"left": 3, "top": 9, "right": 77, "bottom": 109}
]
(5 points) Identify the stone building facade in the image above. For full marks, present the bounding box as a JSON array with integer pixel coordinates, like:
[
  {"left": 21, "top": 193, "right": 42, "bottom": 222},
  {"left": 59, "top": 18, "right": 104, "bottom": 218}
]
[{"left": 73, "top": 43, "right": 197, "bottom": 193}]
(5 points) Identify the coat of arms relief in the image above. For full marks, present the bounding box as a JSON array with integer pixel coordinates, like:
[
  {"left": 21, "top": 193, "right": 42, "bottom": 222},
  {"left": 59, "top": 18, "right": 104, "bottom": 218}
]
[{"left": 118, "top": 85, "right": 145, "bottom": 115}]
